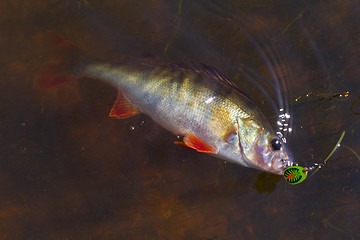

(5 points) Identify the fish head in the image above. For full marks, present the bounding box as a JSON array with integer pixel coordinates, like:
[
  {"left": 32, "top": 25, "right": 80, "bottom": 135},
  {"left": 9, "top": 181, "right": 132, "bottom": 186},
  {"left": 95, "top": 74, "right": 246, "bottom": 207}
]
[
  {"left": 233, "top": 118, "right": 293, "bottom": 175},
  {"left": 252, "top": 130, "right": 293, "bottom": 175}
]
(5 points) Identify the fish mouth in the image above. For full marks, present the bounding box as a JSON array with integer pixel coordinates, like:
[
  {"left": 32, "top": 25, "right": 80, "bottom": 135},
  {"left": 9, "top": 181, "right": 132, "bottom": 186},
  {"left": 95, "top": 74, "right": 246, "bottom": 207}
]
[
  {"left": 269, "top": 158, "right": 294, "bottom": 175},
  {"left": 252, "top": 152, "right": 294, "bottom": 175}
]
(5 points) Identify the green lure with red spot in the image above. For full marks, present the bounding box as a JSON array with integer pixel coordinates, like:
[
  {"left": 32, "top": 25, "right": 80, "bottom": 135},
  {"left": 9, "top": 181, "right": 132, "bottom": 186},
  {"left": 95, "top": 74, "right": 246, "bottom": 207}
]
[{"left": 283, "top": 166, "right": 307, "bottom": 184}]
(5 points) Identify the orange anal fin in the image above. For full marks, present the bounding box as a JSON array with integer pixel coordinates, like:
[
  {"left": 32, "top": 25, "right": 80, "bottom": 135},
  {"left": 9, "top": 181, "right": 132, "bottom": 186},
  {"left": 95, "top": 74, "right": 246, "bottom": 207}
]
[
  {"left": 109, "top": 91, "right": 140, "bottom": 119},
  {"left": 183, "top": 134, "right": 216, "bottom": 153}
]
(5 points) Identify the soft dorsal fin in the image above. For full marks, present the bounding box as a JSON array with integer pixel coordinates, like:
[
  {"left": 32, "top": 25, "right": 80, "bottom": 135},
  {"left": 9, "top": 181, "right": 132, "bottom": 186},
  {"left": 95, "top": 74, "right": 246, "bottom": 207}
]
[
  {"left": 182, "top": 134, "right": 216, "bottom": 153},
  {"left": 109, "top": 90, "right": 140, "bottom": 119},
  {"left": 170, "top": 63, "right": 242, "bottom": 93},
  {"left": 138, "top": 52, "right": 166, "bottom": 65}
]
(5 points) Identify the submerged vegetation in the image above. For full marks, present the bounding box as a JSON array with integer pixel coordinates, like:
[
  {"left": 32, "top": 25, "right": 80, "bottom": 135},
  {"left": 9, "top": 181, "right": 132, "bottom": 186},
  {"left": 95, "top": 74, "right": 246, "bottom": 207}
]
[{"left": 351, "top": 95, "right": 360, "bottom": 115}]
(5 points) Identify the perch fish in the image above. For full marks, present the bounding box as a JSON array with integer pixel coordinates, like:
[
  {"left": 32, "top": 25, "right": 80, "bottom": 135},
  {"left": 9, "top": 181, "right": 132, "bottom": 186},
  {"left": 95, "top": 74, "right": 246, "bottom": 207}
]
[{"left": 38, "top": 35, "right": 293, "bottom": 175}]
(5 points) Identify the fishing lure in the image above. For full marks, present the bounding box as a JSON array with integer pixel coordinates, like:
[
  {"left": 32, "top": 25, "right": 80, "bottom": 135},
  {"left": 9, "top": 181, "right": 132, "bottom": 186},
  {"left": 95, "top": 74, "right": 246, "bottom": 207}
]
[
  {"left": 283, "top": 166, "right": 308, "bottom": 184},
  {"left": 283, "top": 130, "right": 345, "bottom": 185}
]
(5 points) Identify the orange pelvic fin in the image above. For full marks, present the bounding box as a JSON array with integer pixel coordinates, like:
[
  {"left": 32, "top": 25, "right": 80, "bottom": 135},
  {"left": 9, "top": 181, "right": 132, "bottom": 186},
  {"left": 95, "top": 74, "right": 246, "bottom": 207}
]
[
  {"left": 182, "top": 134, "right": 216, "bottom": 153},
  {"left": 174, "top": 141, "right": 194, "bottom": 149},
  {"left": 109, "top": 90, "right": 140, "bottom": 119}
]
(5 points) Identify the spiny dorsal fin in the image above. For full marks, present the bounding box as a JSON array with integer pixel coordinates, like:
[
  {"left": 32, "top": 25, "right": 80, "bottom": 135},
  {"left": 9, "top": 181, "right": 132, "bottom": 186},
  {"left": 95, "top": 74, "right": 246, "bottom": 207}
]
[{"left": 170, "top": 63, "right": 242, "bottom": 93}]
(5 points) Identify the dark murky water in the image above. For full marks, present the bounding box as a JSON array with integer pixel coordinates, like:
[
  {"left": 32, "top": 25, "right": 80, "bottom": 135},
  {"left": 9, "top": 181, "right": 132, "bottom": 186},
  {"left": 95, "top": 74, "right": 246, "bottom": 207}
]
[{"left": 1, "top": 0, "right": 360, "bottom": 239}]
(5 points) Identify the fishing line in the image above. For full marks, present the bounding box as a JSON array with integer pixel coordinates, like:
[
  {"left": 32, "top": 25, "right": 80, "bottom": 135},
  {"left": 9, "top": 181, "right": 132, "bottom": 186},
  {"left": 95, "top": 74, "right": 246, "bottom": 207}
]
[{"left": 283, "top": 130, "right": 346, "bottom": 184}]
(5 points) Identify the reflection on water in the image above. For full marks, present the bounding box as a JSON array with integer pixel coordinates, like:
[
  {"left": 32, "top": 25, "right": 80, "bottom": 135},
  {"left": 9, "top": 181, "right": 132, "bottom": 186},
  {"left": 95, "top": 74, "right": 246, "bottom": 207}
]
[{"left": 1, "top": 0, "right": 360, "bottom": 239}]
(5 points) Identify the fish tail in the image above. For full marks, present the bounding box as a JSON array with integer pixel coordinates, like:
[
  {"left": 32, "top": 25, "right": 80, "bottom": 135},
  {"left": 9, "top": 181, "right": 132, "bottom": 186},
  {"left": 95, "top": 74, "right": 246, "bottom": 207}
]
[{"left": 36, "top": 32, "right": 90, "bottom": 88}]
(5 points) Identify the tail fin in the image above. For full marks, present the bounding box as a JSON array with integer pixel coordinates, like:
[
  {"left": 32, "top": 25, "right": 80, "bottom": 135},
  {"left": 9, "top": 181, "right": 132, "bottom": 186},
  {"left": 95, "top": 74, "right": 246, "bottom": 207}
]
[{"left": 36, "top": 33, "right": 89, "bottom": 88}]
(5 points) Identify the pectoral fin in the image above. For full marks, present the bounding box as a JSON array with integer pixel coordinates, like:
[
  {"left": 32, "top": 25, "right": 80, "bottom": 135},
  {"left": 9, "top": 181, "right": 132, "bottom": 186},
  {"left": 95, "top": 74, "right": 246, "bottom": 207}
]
[
  {"left": 224, "top": 131, "right": 237, "bottom": 144},
  {"left": 181, "top": 134, "right": 216, "bottom": 153},
  {"left": 109, "top": 90, "right": 140, "bottom": 119}
]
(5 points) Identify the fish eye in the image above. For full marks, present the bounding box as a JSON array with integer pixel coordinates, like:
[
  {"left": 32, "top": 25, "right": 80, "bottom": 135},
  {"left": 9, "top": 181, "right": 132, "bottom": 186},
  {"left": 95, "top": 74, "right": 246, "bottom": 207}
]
[{"left": 271, "top": 138, "right": 282, "bottom": 151}]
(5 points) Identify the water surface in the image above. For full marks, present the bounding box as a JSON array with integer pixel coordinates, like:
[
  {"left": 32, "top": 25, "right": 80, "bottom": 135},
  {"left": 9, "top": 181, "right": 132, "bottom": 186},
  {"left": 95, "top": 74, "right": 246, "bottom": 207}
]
[{"left": 1, "top": 0, "right": 360, "bottom": 239}]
